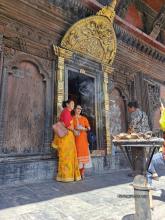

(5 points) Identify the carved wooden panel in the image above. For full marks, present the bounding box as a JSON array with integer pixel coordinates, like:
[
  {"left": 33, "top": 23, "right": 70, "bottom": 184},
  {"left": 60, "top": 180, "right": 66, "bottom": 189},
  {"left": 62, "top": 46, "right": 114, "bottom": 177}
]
[
  {"left": 160, "top": 85, "right": 165, "bottom": 101},
  {"left": 3, "top": 61, "right": 45, "bottom": 153},
  {"left": 0, "top": 50, "right": 2, "bottom": 86},
  {"left": 153, "top": 108, "right": 161, "bottom": 131},
  {"left": 0, "top": 34, "right": 3, "bottom": 86},
  {"left": 109, "top": 88, "right": 127, "bottom": 136},
  {"left": 135, "top": 72, "right": 161, "bottom": 131}
]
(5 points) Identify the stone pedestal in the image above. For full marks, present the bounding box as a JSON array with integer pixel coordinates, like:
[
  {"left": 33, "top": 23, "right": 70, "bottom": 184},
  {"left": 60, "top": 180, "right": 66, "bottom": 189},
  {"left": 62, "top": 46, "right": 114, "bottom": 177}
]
[{"left": 133, "top": 175, "right": 152, "bottom": 220}]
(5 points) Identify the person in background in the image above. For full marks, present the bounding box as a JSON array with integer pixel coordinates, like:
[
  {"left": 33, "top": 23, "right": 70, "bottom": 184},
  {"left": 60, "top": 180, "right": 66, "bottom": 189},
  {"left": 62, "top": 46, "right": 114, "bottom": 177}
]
[
  {"left": 127, "top": 101, "right": 150, "bottom": 134},
  {"left": 147, "top": 105, "right": 165, "bottom": 186},
  {"left": 52, "top": 100, "right": 81, "bottom": 182},
  {"left": 127, "top": 101, "right": 150, "bottom": 177},
  {"left": 73, "top": 105, "right": 92, "bottom": 179}
]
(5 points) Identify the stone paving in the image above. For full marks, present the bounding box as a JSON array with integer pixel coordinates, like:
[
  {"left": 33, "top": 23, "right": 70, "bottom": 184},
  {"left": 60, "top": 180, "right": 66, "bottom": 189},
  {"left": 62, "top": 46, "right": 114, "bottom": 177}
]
[{"left": 0, "top": 170, "right": 164, "bottom": 220}]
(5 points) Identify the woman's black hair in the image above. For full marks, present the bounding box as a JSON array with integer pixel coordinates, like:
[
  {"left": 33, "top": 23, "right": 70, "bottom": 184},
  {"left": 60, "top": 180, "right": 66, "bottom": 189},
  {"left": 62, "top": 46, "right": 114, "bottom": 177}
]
[
  {"left": 128, "top": 101, "right": 138, "bottom": 108},
  {"left": 62, "top": 99, "right": 74, "bottom": 108}
]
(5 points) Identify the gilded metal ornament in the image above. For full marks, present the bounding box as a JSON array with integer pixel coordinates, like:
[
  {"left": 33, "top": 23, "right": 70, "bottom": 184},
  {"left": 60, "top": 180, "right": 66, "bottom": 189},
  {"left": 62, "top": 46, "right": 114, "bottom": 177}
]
[
  {"left": 61, "top": 2, "right": 117, "bottom": 65},
  {"left": 97, "top": 0, "right": 117, "bottom": 22}
]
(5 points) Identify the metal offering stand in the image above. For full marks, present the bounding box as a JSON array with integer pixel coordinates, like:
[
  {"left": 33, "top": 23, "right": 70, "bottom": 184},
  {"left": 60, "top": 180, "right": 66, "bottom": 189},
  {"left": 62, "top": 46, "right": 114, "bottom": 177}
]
[{"left": 113, "top": 137, "right": 164, "bottom": 220}]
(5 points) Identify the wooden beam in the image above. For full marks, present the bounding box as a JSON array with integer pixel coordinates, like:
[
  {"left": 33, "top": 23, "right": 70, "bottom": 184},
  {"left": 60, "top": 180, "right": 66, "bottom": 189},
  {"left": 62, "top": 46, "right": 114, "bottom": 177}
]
[
  {"left": 150, "top": 4, "right": 165, "bottom": 39},
  {"left": 116, "top": 0, "right": 134, "bottom": 18},
  {"left": 81, "top": 0, "right": 165, "bottom": 54}
]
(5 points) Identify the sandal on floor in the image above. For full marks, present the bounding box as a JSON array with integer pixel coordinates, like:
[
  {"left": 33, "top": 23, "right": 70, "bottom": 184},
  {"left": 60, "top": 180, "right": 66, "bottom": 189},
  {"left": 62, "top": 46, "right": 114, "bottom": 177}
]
[
  {"left": 152, "top": 173, "right": 159, "bottom": 181},
  {"left": 81, "top": 174, "right": 85, "bottom": 180}
]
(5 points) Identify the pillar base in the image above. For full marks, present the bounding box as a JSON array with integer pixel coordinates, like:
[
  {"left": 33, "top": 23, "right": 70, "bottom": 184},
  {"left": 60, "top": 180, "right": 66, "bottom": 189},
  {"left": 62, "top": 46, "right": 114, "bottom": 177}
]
[{"left": 132, "top": 175, "right": 152, "bottom": 220}]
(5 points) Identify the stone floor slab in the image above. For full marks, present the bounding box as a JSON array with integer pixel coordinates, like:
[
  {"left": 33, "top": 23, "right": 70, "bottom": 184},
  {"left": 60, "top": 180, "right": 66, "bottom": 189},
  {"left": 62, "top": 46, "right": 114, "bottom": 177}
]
[{"left": 0, "top": 170, "right": 164, "bottom": 220}]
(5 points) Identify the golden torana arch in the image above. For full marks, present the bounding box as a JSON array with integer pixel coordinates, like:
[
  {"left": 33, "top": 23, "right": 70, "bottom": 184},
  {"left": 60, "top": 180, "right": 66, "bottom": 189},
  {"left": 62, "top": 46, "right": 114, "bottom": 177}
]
[{"left": 61, "top": 0, "right": 117, "bottom": 65}]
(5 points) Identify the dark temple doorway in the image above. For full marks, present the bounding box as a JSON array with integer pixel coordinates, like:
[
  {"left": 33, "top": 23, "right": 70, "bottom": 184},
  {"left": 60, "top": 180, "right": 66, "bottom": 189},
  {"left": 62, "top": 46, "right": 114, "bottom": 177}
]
[{"left": 66, "top": 69, "right": 97, "bottom": 150}]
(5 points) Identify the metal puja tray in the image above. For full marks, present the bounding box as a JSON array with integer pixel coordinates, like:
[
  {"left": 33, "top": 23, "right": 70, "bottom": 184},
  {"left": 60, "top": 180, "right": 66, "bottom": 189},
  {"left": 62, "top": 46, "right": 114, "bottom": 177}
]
[
  {"left": 112, "top": 138, "right": 164, "bottom": 173},
  {"left": 113, "top": 138, "right": 164, "bottom": 147}
]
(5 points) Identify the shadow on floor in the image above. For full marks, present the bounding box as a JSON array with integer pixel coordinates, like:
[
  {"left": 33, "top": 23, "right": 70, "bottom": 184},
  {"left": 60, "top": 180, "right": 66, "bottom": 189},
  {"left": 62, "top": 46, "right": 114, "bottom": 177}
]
[
  {"left": 153, "top": 189, "right": 165, "bottom": 202},
  {"left": 0, "top": 169, "right": 133, "bottom": 210},
  {"left": 0, "top": 169, "right": 164, "bottom": 211}
]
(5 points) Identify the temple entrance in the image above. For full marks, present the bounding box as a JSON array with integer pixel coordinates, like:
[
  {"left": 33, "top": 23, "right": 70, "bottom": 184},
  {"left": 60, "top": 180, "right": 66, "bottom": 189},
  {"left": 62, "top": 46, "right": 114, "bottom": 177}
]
[
  {"left": 65, "top": 67, "right": 103, "bottom": 151},
  {"left": 54, "top": 1, "right": 117, "bottom": 155}
]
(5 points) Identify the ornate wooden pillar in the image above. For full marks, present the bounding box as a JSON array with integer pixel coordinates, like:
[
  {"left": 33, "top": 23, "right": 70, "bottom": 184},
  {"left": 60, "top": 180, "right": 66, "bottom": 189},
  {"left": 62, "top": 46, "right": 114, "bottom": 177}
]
[
  {"left": 0, "top": 35, "right": 5, "bottom": 149},
  {"left": 0, "top": 34, "right": 3, "bottom": 85},
  {"left": 56, "top": 56, "right": 65, "bottom": 117},
  {"left": 103, "top": 65, "right": 114, "bottom": 155},
  {"left": 53, "top": 46, "right": 72, "bottom": 118}
]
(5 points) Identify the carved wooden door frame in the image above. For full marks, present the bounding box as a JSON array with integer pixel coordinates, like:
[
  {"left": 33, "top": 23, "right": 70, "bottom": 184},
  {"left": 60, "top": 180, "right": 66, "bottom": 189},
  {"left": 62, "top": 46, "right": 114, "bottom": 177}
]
[{"left": 0, "top": 51, "right": 53, "bottom": 155}]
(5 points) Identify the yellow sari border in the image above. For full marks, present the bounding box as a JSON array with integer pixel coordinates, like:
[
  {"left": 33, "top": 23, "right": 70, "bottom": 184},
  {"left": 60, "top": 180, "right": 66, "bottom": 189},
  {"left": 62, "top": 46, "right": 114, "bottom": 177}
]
[{"left": 56, "top": 176, "right": 81, "bottom": 182}]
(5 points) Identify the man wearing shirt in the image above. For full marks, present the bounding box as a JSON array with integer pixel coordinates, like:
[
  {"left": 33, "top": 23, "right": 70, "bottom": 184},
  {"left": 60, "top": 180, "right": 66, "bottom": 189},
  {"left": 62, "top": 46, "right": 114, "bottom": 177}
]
[
  {"left": 127, "top": 101, "right": 150, "bottom": 176},
  {"left": 128, "top": 101, "right": 150, "bottom": 134}
]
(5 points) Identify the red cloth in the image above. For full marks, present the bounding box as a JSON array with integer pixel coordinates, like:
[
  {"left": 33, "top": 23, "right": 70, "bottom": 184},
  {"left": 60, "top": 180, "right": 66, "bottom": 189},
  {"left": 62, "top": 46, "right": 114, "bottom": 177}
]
[{"left": 60, "top": 108, "right": 72, "bottom": 128}]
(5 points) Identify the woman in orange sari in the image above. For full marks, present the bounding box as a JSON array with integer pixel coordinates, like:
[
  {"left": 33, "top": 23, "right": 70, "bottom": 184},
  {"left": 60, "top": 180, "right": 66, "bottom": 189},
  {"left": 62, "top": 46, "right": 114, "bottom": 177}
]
[
  {"left": 73, "top": 105, "right": 92, "bottom": 179},
  {"left": 52, "top": 100, "right": 81, "bottom": 182}
]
